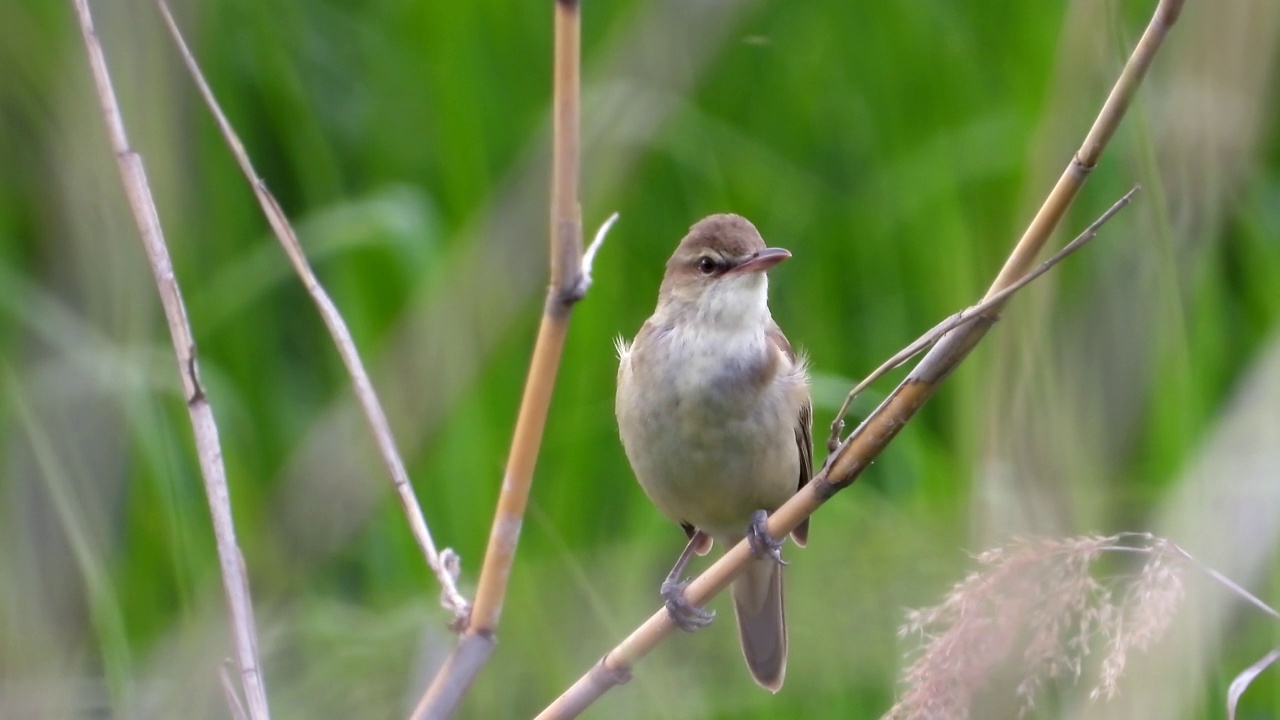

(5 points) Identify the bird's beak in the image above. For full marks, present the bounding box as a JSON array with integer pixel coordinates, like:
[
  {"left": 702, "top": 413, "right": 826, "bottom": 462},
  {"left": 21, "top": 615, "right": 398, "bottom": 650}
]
[{"left": 727, "top": 247, "right": 791, "bottom": 275}]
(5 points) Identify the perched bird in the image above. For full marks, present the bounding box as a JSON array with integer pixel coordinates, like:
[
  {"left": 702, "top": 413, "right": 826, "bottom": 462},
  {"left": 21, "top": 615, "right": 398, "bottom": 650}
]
[{"left": 615, "top": 213, "right": 813, "bottom": 691}]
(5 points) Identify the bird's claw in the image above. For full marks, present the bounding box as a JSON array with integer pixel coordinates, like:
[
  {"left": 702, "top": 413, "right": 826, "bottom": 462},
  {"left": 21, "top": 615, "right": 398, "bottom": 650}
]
[
  {"left": 747, "top": 509, "right": 787, "bottom": 566},
  {"left": 660, "top": 577, "right": 715, "bottom": 632}
]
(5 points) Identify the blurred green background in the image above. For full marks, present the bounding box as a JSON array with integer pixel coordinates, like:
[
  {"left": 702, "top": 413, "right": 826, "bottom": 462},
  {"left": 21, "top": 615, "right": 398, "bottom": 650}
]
[{"left": 2, "top": 0, "right": 1279, "bottom": 718}]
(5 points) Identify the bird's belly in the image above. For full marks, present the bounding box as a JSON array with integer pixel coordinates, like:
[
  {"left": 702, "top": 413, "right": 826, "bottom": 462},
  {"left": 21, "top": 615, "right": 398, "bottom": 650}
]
[{"left": 620, "top": 375, "right": 797, "bottom": 539}]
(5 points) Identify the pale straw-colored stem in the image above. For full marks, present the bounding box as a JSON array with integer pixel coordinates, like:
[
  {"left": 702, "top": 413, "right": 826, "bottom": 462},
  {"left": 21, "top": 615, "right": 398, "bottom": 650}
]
[
  {"left": 70, "top": 1, "right": 271, "bottom": 717},
  {"left": 827, "top": 187, "right": 1140, "bottom": 450},
  {"left": 410, "top": 1, "right": 599, "bottom": 718},
  {"left": 153, "top": 0, "right": 470, "bottom": 621}
]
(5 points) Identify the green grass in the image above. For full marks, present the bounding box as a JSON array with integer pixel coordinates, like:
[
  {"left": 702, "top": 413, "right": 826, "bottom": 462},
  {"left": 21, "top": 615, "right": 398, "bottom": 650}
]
[{"left": 1, "top": 0, "right": 1278, "bottom": 718}]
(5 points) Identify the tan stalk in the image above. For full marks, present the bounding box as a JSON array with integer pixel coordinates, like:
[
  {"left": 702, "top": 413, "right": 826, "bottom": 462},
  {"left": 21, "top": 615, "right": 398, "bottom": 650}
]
[
  {"left": 69, "top": 0, "right": 271, "bottom": 718},
  {"left": 826, "top": 186, "right": 1139, "bottom": 452},
  {"left": 411, "top": 0, "right": 593, "bottom": 717},
  {"left": 220, "top": 664, "right": 250, "bottom": 720},
  {"left": 154, "top": 0, "right": 469, "bottom": 622},
  {"left": 535, "top": 0, "right": 1184, "bottom": 716}
]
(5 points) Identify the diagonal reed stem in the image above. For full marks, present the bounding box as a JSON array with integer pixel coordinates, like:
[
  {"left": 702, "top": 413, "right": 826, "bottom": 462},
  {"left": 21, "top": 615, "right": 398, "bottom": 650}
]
[
  {"left": 153, "top": 0, "right": 469, "bottom": 623},
  {"left": 69, "top": 0, "right": 271, "bottom": 717},
  {"left": 827, "top": 186, "right": 1140, "bottom": 450}
]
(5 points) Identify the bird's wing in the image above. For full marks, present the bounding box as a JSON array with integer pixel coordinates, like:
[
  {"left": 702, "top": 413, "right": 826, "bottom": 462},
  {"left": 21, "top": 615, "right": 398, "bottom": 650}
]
[
  {"left": 767, "top": 322, "right": 813, "bottom": 547},
  {"left": 791, "top": 397, "right": 813, "bottom": 546}
]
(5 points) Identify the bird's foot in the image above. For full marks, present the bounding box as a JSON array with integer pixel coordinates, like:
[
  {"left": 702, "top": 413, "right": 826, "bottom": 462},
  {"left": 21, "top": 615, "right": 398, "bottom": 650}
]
[
  {"left": 747, "top": 509, "right": 787, "bottom": 566},
  {"left": 660, "top": 577, "right": 715, "bottom": 632}
]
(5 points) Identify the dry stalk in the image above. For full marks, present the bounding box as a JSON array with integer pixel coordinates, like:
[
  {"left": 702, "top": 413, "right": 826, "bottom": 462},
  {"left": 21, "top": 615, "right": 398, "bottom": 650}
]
[
  {"left": 70, "top": 1, "right": 270, "bottom": 718},
  {"left": 827, "top": 186, "right": 1139, "bottom": 451},
  {"left": 220, "top": 663, "right": 250, "bottom": 720},
  {"left": 153, "top": 0, "right": 469, "bottom": 622},
  {"left": 411, "top": 0, "right": 600, "bottom": 717},
  {"left": 535, "top": 0, "right": 1184, "bottom": 717}
]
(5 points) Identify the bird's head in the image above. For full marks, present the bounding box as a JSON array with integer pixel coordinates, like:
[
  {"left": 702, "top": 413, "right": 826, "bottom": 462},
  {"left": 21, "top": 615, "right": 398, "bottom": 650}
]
[{"left": 656, "top": 214, "right": 791, "bottom": 329}]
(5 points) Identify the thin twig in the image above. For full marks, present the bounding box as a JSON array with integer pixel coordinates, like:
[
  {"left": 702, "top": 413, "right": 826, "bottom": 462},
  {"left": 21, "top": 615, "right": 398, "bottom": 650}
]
[
  {"left": 220, "top": 663, "right": 250, "bottom": 720},
  {"left": 153, "top": 0, "right": 469, "bottom": 621},
  {"left": 411, "top": 1, "right": 601, "bottom": 717},
  {"left": 536, "top": 1, "right": 1182, "bottom": 716},
  {"left": 827, "top": 186, "right": 1141, "bottom": 452},
  {"left": 1161, "top": 543, "right": 1280, "bottom": 621},
  {"left": 1098, "top": 533, "right": 1280, "bottom": 621},
  {"left": 70, "top": 1, "right": 270, "bottom": 718},
  {"left": 1086, "top": 533, "right": 1280, "bottom": 718}
]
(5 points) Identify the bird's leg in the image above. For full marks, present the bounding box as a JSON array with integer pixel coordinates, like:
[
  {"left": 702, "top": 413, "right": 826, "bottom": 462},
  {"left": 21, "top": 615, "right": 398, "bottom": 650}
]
[
  {"left": 747, "top": 509, "right": 787, "bottom": 566},
  {"left": 660, "top": 531, "right": 716, "bottom": 631}
]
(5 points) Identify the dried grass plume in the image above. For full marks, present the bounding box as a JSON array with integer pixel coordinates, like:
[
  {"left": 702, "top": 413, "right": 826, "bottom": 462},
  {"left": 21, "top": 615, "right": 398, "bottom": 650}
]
[{"left": 884, "top": 533, "right": 1187, "bottom": 719}]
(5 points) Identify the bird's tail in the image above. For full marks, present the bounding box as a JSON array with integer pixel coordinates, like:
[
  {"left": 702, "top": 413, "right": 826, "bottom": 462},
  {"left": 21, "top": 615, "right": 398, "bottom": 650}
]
[{"left": 731, "top": 556, "right": 786, "bottom": 691}]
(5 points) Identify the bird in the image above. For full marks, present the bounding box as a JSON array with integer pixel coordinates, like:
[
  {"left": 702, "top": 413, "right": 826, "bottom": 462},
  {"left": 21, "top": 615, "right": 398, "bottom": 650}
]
[{"left": 615, "top": 213, "right": 812, "bottom": 692}]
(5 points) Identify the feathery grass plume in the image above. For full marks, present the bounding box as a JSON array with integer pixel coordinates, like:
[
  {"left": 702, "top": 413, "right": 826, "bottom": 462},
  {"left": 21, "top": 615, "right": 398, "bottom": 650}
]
[
  {"left": 884, "top": 534, "right": 1185, "bottom": 719},
  {"left": 1091, "top": 536, "right": 1186, "bottom": 700}
]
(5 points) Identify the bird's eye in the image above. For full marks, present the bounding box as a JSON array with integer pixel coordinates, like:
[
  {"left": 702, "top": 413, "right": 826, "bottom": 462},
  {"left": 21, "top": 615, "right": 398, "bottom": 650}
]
[{"left": 697, "top": 256, "right": 718, "bottom": 275}]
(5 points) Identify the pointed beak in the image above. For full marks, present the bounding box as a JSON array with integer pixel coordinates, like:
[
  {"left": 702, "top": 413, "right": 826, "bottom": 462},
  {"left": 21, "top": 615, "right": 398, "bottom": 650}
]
[{"left": 727, "top": 247, "right": 791, "bottom": 275}]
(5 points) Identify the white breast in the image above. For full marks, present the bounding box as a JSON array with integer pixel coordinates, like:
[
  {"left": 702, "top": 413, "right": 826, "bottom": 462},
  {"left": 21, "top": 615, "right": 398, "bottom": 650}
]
[{"left": 616, "top": 316, "right": 806, "bottom": 542}]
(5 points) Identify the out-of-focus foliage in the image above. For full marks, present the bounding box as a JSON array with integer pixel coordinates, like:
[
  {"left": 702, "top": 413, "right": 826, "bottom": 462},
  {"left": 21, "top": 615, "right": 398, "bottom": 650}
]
[{"left": 1, "top": 0, "right": 1278, "bottom": 718}]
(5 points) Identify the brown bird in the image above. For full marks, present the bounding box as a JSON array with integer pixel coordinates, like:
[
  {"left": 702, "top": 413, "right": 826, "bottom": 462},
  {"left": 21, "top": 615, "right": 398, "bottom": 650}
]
[{"left": 615, "top": 213, "right": 812, "bottom": 691}]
